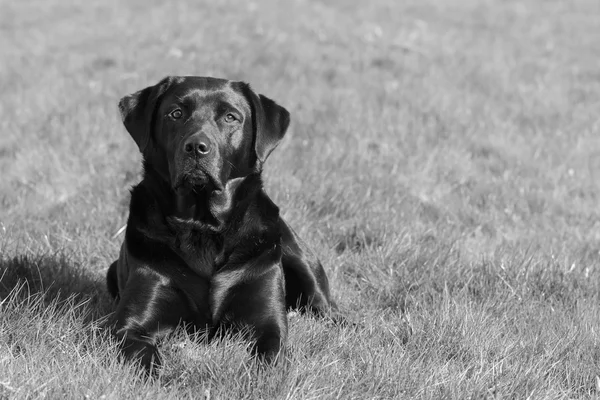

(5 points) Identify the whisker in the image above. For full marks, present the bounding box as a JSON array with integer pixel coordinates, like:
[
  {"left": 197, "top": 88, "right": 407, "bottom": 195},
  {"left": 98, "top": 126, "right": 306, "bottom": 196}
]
[{"left": 225, "top": 159, "right": 237, "bottom": 172}]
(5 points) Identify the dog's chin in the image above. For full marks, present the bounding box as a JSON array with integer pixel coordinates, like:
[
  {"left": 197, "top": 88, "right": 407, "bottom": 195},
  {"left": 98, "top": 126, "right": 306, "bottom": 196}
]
[{"left": 173, "top": 172, "right": 211, "bottom": 196}]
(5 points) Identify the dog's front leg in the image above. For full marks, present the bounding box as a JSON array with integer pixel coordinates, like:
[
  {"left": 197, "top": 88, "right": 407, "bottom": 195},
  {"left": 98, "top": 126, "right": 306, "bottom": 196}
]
[
  {"left": 210, "top": 252, "right": 288, "bottom": 363},
  {"left": 112, "top": 268, "right": 202, "bottom": 373}
]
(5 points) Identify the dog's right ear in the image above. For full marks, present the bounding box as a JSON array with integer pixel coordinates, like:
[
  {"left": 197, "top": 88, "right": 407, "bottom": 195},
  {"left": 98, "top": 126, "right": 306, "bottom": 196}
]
[{"left": 118, "top": 77, "right": 173, "bottom": 153}]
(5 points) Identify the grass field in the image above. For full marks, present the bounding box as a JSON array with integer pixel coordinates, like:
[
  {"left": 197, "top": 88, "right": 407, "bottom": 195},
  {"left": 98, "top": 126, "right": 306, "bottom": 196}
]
[{"left": 2, "top": 0, "right": 600, "bottom": 398}]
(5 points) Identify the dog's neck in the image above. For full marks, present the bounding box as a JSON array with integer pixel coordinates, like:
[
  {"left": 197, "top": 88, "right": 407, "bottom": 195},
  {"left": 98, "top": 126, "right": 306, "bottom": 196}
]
[
  {"left": 141, "top": 162, "right": 263, "bottom": 233},
  {"left": 173, "top": 188, "right": 212, "bottom": 221}
]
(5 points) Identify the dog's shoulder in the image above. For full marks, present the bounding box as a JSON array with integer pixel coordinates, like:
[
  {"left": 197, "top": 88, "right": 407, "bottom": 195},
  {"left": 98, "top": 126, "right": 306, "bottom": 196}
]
[
  {"left": 124, "top": 179, "right": 177, "bottom": 258},
  {"left": 216, "top": 186, "right": 282, "bottom": 266},
  {"left": 230, "top": 179, "right": 281, "bottom": 237}
]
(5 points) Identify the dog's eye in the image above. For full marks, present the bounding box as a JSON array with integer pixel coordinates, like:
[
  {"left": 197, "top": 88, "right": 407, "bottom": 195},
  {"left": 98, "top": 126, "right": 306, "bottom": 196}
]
[
  {"left": 224, "top": 113, "right": 237, "bottom": 123},
  {"left": 169, "top": 109, "right": 183, "bottom": 120}
]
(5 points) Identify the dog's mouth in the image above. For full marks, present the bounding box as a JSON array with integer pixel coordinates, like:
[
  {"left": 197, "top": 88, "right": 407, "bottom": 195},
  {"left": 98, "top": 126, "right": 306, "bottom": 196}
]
[
  {"left": 174, "top": 173, "right": 208, "bottom": 195},
  {"left": 173, "top": 166, "right": 221, "bottom": 196}
]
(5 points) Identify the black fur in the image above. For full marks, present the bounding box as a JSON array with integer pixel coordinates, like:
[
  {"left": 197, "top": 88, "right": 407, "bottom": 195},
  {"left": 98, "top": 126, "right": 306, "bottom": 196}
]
[{"left": 107, "top": 76, "right": 336, "bottom": 372}]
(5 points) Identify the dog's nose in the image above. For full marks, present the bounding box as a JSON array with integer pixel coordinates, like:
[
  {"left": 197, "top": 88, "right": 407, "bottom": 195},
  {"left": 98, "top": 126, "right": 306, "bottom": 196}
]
[{"left": 184, "top": 137, "right": 211, "bottom": 156}]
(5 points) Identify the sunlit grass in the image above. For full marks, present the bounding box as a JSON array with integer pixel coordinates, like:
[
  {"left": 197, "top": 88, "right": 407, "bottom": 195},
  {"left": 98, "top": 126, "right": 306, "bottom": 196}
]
[{"left": 1, "top": 0, "right": 600, "bottom": 398}]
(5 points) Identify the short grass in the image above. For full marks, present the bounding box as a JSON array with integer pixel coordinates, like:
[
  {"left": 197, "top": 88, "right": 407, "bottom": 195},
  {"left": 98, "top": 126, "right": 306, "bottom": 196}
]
[{"left": 2, "top": 0, "right": 600, "bottom": 398}]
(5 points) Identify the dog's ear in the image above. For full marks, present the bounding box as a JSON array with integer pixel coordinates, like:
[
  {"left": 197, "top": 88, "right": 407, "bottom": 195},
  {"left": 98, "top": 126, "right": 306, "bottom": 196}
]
[
  {"left": 241, "top": 84, "right": 290, "bottom": 163},
  {"left": 118, "top": 77, "right": 173, "bottom": 153}
]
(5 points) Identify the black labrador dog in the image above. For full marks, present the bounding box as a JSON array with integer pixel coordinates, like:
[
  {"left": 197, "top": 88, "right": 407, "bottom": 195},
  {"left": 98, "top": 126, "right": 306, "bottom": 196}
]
[{"left": 107, "top": 76, "right": 336, "bottom": 371}]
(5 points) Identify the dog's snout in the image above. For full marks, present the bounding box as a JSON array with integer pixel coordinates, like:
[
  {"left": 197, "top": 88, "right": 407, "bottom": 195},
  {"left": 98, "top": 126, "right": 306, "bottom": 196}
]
[{"left": 184, "top": 135, "right": 211, "bottom": 156}]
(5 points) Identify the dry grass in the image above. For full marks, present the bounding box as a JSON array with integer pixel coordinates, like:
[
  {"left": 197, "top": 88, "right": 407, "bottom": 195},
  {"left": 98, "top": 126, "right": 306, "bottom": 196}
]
[{"left": 2, "top": 0, "right": 600, "bottom": 398}]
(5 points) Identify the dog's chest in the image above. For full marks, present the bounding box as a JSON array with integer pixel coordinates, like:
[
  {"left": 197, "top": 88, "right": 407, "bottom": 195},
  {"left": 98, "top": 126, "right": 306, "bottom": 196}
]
[{"left": 175, "top": 230, "right": 219, "bottom": 278}]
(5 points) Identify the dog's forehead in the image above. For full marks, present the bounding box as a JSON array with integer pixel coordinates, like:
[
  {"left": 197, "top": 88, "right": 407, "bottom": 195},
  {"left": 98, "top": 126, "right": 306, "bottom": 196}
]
[{"left": 167, "top": 77, "right": 249, "bottom": 111}]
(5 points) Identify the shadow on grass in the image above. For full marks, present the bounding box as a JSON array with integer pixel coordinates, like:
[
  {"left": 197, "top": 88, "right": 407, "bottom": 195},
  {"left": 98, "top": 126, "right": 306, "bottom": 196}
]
[{"left": 0, "top": 253, "right": 114, "bottom": 322}]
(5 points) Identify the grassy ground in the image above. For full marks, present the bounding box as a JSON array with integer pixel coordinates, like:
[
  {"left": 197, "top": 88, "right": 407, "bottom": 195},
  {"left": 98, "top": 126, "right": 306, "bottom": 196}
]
[{"left": 1, "top": 0, "right": 600, "bottom": 398}]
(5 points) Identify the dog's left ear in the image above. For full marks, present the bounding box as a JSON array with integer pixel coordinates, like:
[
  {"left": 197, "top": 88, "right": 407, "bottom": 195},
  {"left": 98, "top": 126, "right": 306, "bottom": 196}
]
[{"left": 240, "top": 83, "right": 290, "bottom": 163}]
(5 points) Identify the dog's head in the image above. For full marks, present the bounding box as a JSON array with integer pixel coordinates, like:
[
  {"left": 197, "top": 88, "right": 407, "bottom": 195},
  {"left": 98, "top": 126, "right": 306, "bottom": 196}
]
[{"left": 118, "top": 76, "right": 290, "bottom": 196}]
